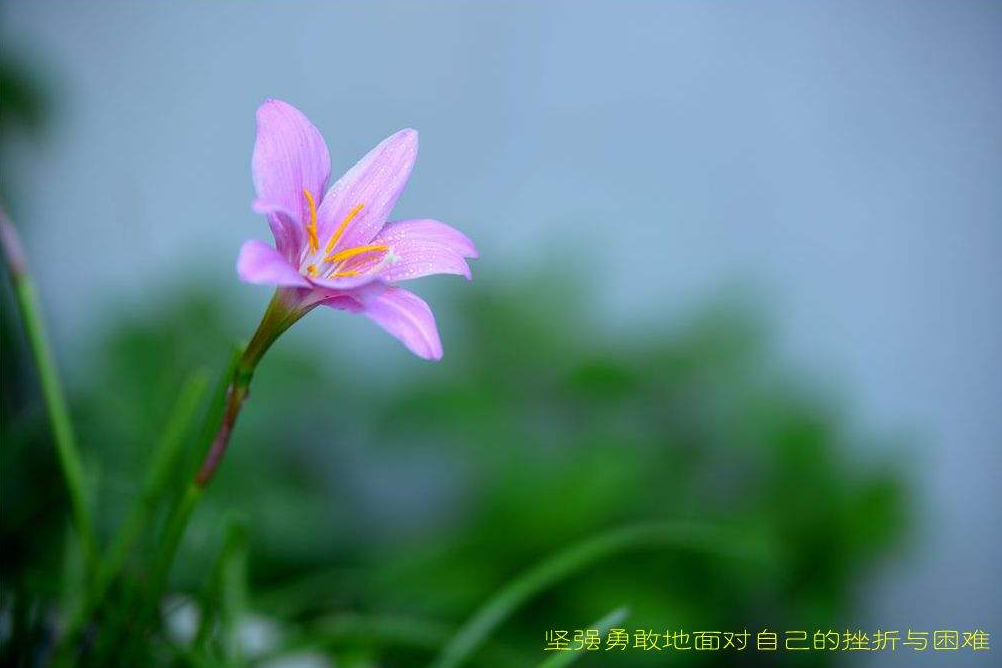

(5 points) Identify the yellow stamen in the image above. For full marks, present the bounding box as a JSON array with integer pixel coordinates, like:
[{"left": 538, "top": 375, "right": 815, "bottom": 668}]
[
  {"left": 324, "top": 203, "right": 365, "bottom": 254},
  {"left": 306, "top": 264, "right": 317, "bottom": 278},
  {"left": 324, "top": 243, "right": 388, "bottom": 265},
  {"left": 303, "top": 189, "right": 319, "bottom": 253},
  {"left": 334, "top": 269, "right": 359, "bottom": 277}
]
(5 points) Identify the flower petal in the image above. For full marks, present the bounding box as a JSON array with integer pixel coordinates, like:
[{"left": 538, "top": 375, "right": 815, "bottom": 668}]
[
  {"left": 252, "top": 202, "right": 302, "bottom": 261},
  {"left": 369, "top": 219, "right": 477, "bottom": 282},
  {"left": 237, "top": 239, "right": 310, "bottom": 287},
  {"left": 317, "top": 294, "right": 365, "bottom": 313},
  {"left": 376, "top": 219, "right": 478, "bottom": 258},
  {"left": 309, "top": 273, "right": 386, "bottom": 292},
  {"left": 252, "top": 99, "right": 330, "bottom": 241},
  {"left": 361, "top": 287, "right": 443, "bottom": 360},
  {"left": 316, "top": 129, "right": 418, "bottom": 253}
]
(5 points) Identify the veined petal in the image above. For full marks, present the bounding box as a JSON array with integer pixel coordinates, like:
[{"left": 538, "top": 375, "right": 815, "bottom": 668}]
[
  {"left": 376, "top": 219, "right": 478, "bottom": 258},
  {"left": 361, "top": 287, "right": 443, "bottom": 360},
  {"left": 369, "top": 219, "right": 477, "bottom": 282},
  {"left": 237, "top": 239, "right": 310, "bottom": 287},
  {"left": 381, "top": 244, "right": 471, "bottom": 282},
  {"left": 252, "top": 100, "right": 331, "bottom": 238},
  {"left": 316, "top": 129, "right": 418, "bottom": 254}
]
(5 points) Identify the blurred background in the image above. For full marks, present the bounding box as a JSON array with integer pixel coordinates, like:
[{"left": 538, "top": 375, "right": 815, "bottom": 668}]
[{"left": 1, "top": 1, "right": 1000, "bottom": 667}]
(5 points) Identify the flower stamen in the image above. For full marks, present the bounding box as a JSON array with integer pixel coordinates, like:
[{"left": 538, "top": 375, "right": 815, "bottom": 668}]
[
  {"left": 306, "top": 264, "right": 317, "bottom": 278},
  {"left": 303, "top": 189, "right": 319, "bottom": 253},
  {"left": 324, "top": 243, "right": 388, "bottom": 265},
  {"left": 325, "top": 203, "right": 365, "bottom": 254}
]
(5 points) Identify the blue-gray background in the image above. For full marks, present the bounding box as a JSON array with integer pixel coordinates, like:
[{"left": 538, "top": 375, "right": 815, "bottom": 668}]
[{"left": 2, "top": 2, "right": 1000, "bottom": 665}]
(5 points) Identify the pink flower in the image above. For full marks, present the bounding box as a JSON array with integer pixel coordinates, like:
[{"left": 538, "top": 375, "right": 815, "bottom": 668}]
[{"left": 236, "top": 99, "right": 477, "bottom": 360}]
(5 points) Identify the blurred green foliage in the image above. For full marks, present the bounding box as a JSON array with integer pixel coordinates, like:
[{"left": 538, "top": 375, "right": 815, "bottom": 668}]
[{"left": 1, "top": 272, "right": 909, "bottom": 668}]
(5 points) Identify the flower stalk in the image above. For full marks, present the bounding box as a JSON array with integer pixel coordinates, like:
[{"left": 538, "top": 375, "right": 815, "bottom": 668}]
[
  {"left": 194, "top": 290, "right": 305, "bottom": 487},
  {"left": 133, "top": 297, "right": 304, "bottom": 642}
]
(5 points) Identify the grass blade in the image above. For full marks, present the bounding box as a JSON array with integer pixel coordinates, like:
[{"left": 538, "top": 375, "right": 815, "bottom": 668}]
[
  {"left": 144, "top": 345, "right": 243, "bottom": 618},
  {"left": 93, "top": 347, "right": 241, "bottom": 665},
  {"left": 431, "top": 521, "right": 767, "bottom": 668},
  {"left": 1, "top": 208, "right": 97, "bottom": 571},
  {"left": 194, "top": 514, "right": 249, "bottom": 660},
  {"left": 99, "top": 369, "right": 209, "bottom": 598}
]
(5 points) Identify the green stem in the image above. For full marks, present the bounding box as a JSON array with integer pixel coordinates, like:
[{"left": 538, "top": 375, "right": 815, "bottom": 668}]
[
  {"left": 136, "top": 290, "right": 304, "bottom": 647},
  {"left": 100, "top": 370, "right": 209, "bottom": 597},
  {"left": 94, "top": 348, "right": 241, "bottom": 665},
  {"left": 132, "top": 481, "right": 203, "bottom": 651},
  {"left": 53, "top": 371, "right": 209, "bottom": 663},
  {"left": 0, "top": 207, "right": 98, "bottom": 573},
  {"left": 137, "top": 346, "right": 243, "bottom": 625},
  {"left": 194, "top": 515, "right": 249, "bottom": 659},
  {"left": 118, "top": 480, "right": 208, "bottom": 662},
  {"left": 194, "top": 291, "right": 301, "bottom": 487}
]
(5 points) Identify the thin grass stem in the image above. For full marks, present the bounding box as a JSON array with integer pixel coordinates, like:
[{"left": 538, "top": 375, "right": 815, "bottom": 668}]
[{"left": 0, "top": 206, "right": 97, "bottom": 572}]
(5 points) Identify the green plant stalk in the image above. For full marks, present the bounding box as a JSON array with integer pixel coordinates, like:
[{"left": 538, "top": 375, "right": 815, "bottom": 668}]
[
  {"left": 136, "top": 347, "right": 242, "bottom": 629},
  {"left": 219, "top": 518, "right": 250, "bottom": 662},
  {"left": 138, "top": 290, "right": 306, "bottom": 645},
  {"left": 52, "top": 371, "right": 209, "bottom": 664},
  {"left": 0, "top": 208, "right": 97, "bottom": 573},
  {"left": 114, "top": 481, "right": 204, "bottom": 666},
  {"left": 431, "top": 521, "right": 769, "bottom": 668},
  {"left": 194, "top": 290, "right": 305, "bottom": 487},
  {"left": 194, "top": 515, "right": 249, "bottom": 658},
  {"left": 100, "top": 370, "right": 209, "bottom": 598},
  {"left": 147, "top": 482, "right": 203, "bottom": 613},
  {"left": 111, "top": 481, "right": 205, "bottom": 666},
  {"left": 93, "top": 348, "right": 242, "bottom": 666}
]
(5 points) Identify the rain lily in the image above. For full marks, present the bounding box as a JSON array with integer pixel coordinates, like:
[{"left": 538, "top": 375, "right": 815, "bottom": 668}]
[
  {"left": 237, "top": 98, "right": 477, "bottom": 360},
  {"left": 195, "top": 100, "right": 476, "bottom": 486}
]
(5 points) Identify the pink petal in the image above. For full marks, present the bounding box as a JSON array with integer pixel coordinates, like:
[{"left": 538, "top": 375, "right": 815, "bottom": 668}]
[
  {"left": 237, "top": 239, "right": 310, "bottom": 287},
  {"left": 317, "top": 294, "right": 365, "bottom": 313},
  {"left": 376, "top": 219, "right": 478, "bottom": 258},
  {"left": 252, "top": 99, "right": 330, "bottom": 247},
  {"left": 371, "top": 218, "right": 477, "bottom": 282},
  {"left": 252, "top": 202, "right": 302, "bottom": 261},
  {"left": 315, "top": 129, "right": 418, "bottom": 254},
  {"left": 309, "top": 273, "right": 386, "bottom": 292},
  {"left": 361, "top": 287, "right": 443, "bottom": 360}
]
